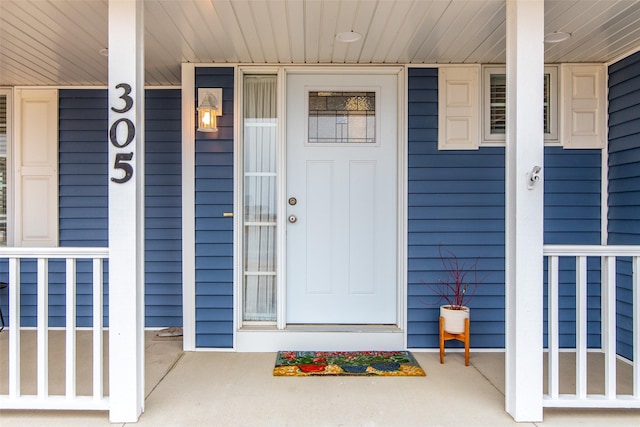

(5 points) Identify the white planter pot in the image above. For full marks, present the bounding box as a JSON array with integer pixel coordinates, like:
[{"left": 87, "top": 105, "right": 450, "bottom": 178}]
[{"left": 440, "top": 305, "right": 470, "bottom": 334}]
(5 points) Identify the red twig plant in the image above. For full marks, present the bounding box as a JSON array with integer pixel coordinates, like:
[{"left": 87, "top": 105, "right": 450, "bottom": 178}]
[{"left": 427, "top": 245, "right": 481, "bottom": 310}]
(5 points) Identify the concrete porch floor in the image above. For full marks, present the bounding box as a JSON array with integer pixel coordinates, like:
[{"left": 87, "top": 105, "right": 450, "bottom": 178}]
[{"left": 1, "top": 331, "right": 639, "bottom": 426}]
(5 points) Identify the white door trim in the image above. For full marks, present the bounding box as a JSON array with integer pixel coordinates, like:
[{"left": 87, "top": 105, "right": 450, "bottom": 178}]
[{"left": 234, "top": 65, "right": 407, "bottom": 351}]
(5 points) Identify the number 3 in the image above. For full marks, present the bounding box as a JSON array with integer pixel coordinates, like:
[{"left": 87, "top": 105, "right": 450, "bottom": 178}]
[{"left": 111, "top": 83, "right": 133, "bottom": 114}]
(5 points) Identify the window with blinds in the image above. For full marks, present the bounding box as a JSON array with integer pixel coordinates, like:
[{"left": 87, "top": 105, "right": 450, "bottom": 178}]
[{"left": 483, "top": 66, "right": 558, "bottom": 143}]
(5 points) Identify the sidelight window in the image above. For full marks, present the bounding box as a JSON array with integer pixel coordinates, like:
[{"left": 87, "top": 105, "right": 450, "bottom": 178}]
[{"left": 242, "top": 75, "right": 278, "bottom": 322}]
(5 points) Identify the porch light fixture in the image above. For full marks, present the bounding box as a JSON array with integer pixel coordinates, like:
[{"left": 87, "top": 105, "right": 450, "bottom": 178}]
[
  {"left": 544, "top": 32, "right": 571, "bottom": 43},
  {"left": 197, "top": 88, "right": 222, "bottom": 132},
  {"left": 335, "top": 31, "right": 362, "bottom": 43}
]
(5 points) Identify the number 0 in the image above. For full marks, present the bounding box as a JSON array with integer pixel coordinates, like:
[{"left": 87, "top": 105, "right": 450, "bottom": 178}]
[{"left": 109, "top": 118, "right": 135, "bottom": 148}]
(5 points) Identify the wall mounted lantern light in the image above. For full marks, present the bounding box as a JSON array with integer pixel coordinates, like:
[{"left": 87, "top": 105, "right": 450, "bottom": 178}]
[{"left": 197, "top": 88, "right": 222, "bottom": 132}]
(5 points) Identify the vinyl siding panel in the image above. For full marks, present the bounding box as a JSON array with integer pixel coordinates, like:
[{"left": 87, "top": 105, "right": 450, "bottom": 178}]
[
  {"left": 194, "top": 67, "right": 235, "bottom": 348},
  {"left": 407, "top": 68, "right": 602, "bottom": 350},
  {"left": 0, "top": 89, "right": 184, "bottom": 328},
  {"left": 608, "top": 51, "right": 640, "bottom": 361},
  {"left": 144, "top": 89, "right": 183, "bottom": 327},
  {"left": 407, "top": 68, "right": 506, "bottom": 349}
]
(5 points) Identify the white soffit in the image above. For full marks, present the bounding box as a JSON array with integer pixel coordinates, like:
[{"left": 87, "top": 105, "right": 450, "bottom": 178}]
[{"left": 1, "top": 0, "right": 640, "bottom": 86}]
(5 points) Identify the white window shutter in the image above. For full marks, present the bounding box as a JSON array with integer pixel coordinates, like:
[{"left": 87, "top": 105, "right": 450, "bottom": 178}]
[
  {"left": 561, "top": 64, "right": 606, "bottom": 149},
  {"left": 438, "top": 66, "right": 480, "bottom": 150},
  {"left": 15, "top": 89, "right": 59, "bottom": 247}
]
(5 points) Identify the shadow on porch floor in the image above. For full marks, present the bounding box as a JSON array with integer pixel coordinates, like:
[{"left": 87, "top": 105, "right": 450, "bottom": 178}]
[{"left": 1, "top": 331, "right": 639, "bottom": 426}]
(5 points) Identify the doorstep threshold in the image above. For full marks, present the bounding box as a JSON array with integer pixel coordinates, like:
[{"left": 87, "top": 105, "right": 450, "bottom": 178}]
[{"left": 240, "top": 324, "right": 402, "bottom": 333}]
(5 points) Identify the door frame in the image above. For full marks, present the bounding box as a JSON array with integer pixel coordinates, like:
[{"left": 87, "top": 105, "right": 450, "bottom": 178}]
[{"left": 235, "top": 65, "right": 407, "bottom": 350}]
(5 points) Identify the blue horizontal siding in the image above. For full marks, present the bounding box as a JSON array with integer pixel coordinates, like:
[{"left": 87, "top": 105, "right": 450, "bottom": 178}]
[
  {"left": 145, "top": 89, "right": 183, "bottom": 327},
  {"left": 608, "top": 51, "right": 640, "bottom": 361},
  {"left": 0, "top": 89, "right": 183, "bottom": 328},
  {"left": 407, "top": 68, "right": 506, "bottom": 349},
  {"left": 194, "top": 67, "right": 235, "bottom": 348},
  {"left": 407, "top": 68, "right": 602, "bottom": 350}
]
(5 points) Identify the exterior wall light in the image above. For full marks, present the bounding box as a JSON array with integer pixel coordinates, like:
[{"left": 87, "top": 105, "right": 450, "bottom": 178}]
[{"left": 197, "top": 88, "right": 222, "bottom": 132}]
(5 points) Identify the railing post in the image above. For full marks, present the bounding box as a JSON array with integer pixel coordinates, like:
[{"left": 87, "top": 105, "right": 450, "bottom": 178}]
[
  {"left": 93, "top": 257, "right": 104, "bottom": 402},
  {"left": 633, "top": 256, "right": 639, "bottom": 399},
  {"left": 602, "top": 255, "right": 617, "bottom": 398},
  {"left": 547, "top": 256, "right": 559, "bottom": 399},
  {"left": 36, "top": 258, "right": 49, "bottom": 399},
  {"left": 65, "top": 258, "right": 77, "bottom": 399},
  {"left": 8, "top": 258, "right": 20, "bottom": 398},
  {"left": 576, "top": 256, "right": 587, "bottom": 399}
]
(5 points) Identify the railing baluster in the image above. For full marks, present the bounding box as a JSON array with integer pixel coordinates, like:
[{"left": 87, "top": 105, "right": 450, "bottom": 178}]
[
  {"left": 602, "top": 255, "right": 617, "bottom": 399},
  {"left": 576, "top": 256, "right": 588, "bottom": 399},
  {"left": 8, "top": 258, "right": 21, "bottom": 398},
  {"left": 36, "top": 258, "right": 49, "bottom": 399},
  {"left": 633, "top": 255, "right": 639, "bottom": 399},
  {"left": 548, "top": 255, "right": 559, "bottom": 399},
  {"left": 65, "top": 258, "right": 77, "bottom": 399},
  {"left": 1, "top": 248, "right": 109, "bottom": 411},
  {"left": 93, "top": 257, "right": 104, "bottom": 401},
  {"left": 543, "top": 246, "right": 640, "bottom": 408}
]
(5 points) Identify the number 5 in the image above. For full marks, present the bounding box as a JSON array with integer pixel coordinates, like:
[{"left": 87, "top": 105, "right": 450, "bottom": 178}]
[{"left": 111, "top": 152, "right": 134, "bottom": 183}]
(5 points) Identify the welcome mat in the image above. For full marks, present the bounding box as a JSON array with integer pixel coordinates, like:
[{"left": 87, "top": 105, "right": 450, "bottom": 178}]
[{"left": 273, "top": 351, "right": 426, "bottom": 376}]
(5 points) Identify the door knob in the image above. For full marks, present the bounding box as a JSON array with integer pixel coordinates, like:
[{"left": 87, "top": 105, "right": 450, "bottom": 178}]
[{"left": 288, "top": 215, "right": 297, "bottom": 223}]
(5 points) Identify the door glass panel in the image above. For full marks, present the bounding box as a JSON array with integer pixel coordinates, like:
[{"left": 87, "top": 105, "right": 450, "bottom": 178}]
[
  {"left": 243, "top": 75, "right": 277, "bottom": 322},
  {"left": 308, "top": 91, "right": 375, "bottom": 143}
]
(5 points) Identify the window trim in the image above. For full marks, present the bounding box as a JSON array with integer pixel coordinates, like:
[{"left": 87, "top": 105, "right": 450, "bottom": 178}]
[
  {"left": 0, "top": 88, "right": 13, "bottom": 246},
  {"left": 482, "top": 65, "right": 559, "bottom": 145}
]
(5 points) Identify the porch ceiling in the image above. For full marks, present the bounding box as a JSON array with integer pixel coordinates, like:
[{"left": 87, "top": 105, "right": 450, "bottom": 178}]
[{"left": 1, "top": 0, "right": 640, "bottom": 87}]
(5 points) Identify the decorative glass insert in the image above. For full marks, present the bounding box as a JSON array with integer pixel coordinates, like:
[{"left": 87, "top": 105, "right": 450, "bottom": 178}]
[{"left": 308, "top": 91, "right": 376, "bottom": 143}]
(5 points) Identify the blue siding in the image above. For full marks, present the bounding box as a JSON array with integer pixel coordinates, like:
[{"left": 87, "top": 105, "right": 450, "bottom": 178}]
[
  {"left": 145, "top": 90, "right": 183, "bottom": 327},
  {"left": 608, "top": 51, "right": 640, "bottom": 360},
  {"left": 59, "top": 90, "right": 109, "bottom": 246},
  {"left": 543, "top": 147, "right": 602, "bottom": 350},
  {"left": 407, "top": 68, "right": 506, "bottom": 349},
  {"left": 0, "top": 89, "right": 184, "bottom": 328},
  {"left": 407, "top": 68, "right": 602, "bottom": 349},
  {"left": 194, "top": 67, "right": 235, "bottom": 348}
]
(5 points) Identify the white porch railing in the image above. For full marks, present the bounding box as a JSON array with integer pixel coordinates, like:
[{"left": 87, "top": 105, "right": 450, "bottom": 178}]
[
  {"left": 0, "top": 247, "right": 109, "bottom": 410},
  {"left": 544, "top": 245, "right": 640, "bottom": 408}
]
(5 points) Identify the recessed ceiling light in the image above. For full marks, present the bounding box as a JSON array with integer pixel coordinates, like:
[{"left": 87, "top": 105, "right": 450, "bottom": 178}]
[
  {"left": 544, "top": 32, "right": 571, "bottom": 43},
  {"left": 335, "top": 31, "right": 362, "bottom": 43},
  {"left": 99, "top": 48, "right": 109, "bottom": 57}
]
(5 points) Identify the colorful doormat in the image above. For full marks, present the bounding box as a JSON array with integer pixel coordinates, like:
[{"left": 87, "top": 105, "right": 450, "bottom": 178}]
[{"left": 273, "top": 351, "right": 426, "bottom": 376}]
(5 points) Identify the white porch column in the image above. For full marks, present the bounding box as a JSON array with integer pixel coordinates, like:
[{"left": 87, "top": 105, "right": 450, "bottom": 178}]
[
  {"left": 505, "top": 0, "right": 544, "bottom": 422},
  {"left": 108, "top": 0, "right": 145, "bottom": 422}
]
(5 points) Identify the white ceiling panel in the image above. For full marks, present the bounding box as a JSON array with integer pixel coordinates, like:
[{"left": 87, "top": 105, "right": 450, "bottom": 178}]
[{"left": 1, "top": 0, "right": 640, "bottom": 86}]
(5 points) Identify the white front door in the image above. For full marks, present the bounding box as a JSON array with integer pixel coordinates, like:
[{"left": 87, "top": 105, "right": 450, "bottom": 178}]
[{"left": 286, "top": 72, "right": 398, "bottom": 324}]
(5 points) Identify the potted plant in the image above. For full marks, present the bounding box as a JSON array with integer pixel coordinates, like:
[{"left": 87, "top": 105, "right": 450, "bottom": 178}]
[{"left": 427, "top": 245, "right": 482, "bottom": 334}]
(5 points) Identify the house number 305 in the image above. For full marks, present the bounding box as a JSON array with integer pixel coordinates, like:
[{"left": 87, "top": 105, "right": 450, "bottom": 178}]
[{"left": 110, "top": 83, "right": 135, "bottom": 184}]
